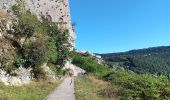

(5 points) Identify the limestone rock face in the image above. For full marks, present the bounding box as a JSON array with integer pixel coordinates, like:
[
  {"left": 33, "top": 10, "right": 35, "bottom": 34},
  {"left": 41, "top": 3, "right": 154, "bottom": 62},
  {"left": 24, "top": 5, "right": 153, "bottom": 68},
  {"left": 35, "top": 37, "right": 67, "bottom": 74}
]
[
  {"left": 0, "top": 0, "right": 74, "bottom": 85},
  {"left": 0, "top": 10, "right": 13, "bottom": 34},
  {"left": 0, "top": 0, "right": 75, "bottom": 48},
  {"left": 0, "top": 13, "right": 16, "bottom": 69},
  {"left": 0, "top": 67, "right": 32, "bottom": 86}
]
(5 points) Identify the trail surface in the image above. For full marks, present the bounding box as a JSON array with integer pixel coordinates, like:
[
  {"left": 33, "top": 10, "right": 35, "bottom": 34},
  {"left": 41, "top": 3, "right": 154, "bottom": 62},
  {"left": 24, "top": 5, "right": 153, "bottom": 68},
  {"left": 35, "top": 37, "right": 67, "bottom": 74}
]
[{"left": 46, "top": 77, "right": 75, "bottom": 100}]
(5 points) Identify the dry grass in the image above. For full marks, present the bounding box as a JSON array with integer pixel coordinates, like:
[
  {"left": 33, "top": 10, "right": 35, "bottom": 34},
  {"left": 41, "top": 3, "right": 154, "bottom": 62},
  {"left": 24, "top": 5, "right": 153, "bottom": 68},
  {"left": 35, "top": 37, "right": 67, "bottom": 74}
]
[
  {"left": 88, "top": 76, "right": 119, "bottom": 99},
  {"left": 88, "top": 75, "right": 108, "bottom": 86},
  {"left": 0, "top": 79, "right": 63, "bottom": 100},
  {"left": 75, "top": 76, "right": 117, "bottom": 100}
]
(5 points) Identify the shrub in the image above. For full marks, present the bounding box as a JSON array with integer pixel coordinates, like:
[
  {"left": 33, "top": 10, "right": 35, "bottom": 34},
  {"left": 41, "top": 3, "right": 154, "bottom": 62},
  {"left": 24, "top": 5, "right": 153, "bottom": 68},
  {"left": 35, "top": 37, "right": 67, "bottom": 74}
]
[
  {"left": 11, "top": 4, "right": 20, "bottom": 16},
  {"left": 21, "top": 40, "right": 48, "bottom": 67},
  {"left": 23, "top": 25, "right": 34, "bottom": 38},
  {"left": 103, "top": 70, "right": 170, "bottom": 99},
  {"left": 8, "top": 6, "right": 70, "bottom": 79},
  {"left": 13, "top": 39, "right": 48, "bottom": 78},
  {"left": 55, "top": 30, "right": 70, "bottom": 67},
  {"left": 46, "top": 38, "right": 58, "bottom": 64},
  {"left": 48, "top": 63, "right": 63, "bottom": 75},
  {"left": 71, "top": 52, "right": 111, "bottom": 77},
  {"left": 13, "top": 21, "right": 35, "bottom": 39},
  {"left": 32, "top": 66, "right": 46, "bottom": 79},
  {"left": 13, "top": 55, "right": 25, "bottom": 68}
]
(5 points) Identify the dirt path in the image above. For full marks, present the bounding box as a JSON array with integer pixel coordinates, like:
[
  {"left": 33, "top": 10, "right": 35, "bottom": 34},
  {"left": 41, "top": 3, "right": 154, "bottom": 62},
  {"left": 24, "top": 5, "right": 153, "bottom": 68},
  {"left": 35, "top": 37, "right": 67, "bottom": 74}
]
[{"left": 46, "top": 77, "right": 75, "bottom": 100}]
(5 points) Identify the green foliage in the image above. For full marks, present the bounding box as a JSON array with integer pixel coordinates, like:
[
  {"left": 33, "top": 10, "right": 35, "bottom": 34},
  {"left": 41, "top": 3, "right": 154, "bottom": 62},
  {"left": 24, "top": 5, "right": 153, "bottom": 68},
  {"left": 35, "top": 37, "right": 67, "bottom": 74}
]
[
  {"left": 103, "top": 70, "right": 170, "bottom": 99},
  {"left": 23, "top": 25, "right": 34, "bottom": 38},
  {"left": 13, "top": 55, "right": 25, "bottom": 68},
  {"left": 48, "top": 63, "right": 63, "bottom": 75},
  {"left": 13, "top": 16, "right": 35, "bottom": 39},
  {"left": 9, "top": 5, "right": 71, "bottom": 78},
  {"left": 45, "top": 21, "right": 60, "bottom": 36},
  {"left": 73, "top": 51, "right": 170, "bottom": 99},
  {"left": 13, "top": 39, "right": 48, "bottom": 78},
  {"left": 11, "top": 4, "right": 21, "bottom": 16},
  {"left": 46, "top": 38, "right": 58, "bottom": 64},
  {"left": 32, "top": 66, "right": 46, "bottom": 79},
  {"left": 3, "top": 64, "right": 16, "bottom": 73},
  {"left": 41, "top": 21, "right": 71, "bottom": 67},
  {"left": 55, "top": 30, "right": 70, "bottom": 67},
  {"left": 71, "top": 52, "right": 111, "bottom": 77},
  {"left": 101, "top": 46, "right": 170, "bottom": 77},
  {"left": 20, "top": 13, "right": 45, "bottom": 34},
  {"left": 25, "top": 41, "right": 47, "bottom": 65}
]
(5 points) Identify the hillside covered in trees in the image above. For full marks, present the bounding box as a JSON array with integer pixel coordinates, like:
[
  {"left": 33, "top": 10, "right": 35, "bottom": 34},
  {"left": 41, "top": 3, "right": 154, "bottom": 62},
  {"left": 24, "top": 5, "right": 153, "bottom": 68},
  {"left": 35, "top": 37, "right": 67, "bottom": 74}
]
[
  {"left": 99, "top": 46, "right": 170, "bottom": 77},
  {"left": 72, "top": 51, "right": 170, "bottom": 99}
]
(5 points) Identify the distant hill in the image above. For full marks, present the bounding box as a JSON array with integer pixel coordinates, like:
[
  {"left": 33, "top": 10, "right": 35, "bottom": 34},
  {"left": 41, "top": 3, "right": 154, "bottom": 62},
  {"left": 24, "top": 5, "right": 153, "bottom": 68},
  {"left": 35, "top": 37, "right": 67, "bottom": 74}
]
[{"left": 99, "top": 46, "right": 170, "bottom": 77}]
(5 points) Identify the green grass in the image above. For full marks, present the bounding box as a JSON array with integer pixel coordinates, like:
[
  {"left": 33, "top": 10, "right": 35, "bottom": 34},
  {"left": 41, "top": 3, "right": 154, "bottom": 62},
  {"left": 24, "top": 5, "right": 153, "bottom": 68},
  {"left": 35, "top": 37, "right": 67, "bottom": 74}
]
[
  {"left": 0, "top": 80, "right": 62, "bottom": 100},
  {"left": 75, "top": 76, "right": 111, "bottom": 100}
]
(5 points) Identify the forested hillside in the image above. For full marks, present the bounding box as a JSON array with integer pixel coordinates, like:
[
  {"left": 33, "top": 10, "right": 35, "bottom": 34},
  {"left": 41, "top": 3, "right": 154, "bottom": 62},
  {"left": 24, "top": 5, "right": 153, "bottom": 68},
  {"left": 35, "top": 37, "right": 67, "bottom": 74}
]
[
  {"left": 72, "top": 51, "right": 170, "bottom": 99},
  {"left": 100, "top": 46, "right": 170, "bottom": 77}
]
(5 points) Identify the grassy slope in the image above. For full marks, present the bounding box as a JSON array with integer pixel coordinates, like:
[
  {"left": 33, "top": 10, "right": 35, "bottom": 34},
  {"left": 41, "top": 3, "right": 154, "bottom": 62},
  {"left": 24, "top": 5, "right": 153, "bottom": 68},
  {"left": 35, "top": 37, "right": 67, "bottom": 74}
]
[
  {"left": 72, "top": 52, "right": 170, "bottom": 99},
  {"left": 0, "top": 80, "right": 62, "bottom": 100},
  {"left": 75, "top": 76, "right": 115, "bottom": 100}
]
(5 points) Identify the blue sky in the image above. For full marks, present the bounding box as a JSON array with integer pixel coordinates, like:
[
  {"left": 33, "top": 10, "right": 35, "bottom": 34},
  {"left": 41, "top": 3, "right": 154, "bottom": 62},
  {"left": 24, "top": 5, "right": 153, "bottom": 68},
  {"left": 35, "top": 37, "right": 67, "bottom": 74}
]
[{"left": 70, "top": 0, "right": 170, "bottom": 53}]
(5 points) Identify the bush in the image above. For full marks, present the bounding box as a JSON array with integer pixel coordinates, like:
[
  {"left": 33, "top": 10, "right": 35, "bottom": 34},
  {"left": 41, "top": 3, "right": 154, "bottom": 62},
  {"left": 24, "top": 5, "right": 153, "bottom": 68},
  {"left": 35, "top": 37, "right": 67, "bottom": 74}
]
[
  {"left": 46, "top": 38, "right": 58, "bottom": 64},
  {"left": 48, "top": 63, "right": 63, "bottom": 75},
  {"left": 71, "top": 52, "right": 111, "bottom": 77},
  {"left": 23, "top": 25, "right": 34, "bottom": 38},
  {"left": 32, "top": 66, "right": 46, "bottom": 79},
  {"left": 13, "top": 55, "right": 25, "bottom": 68},
  {"left": 103, "top": 70, "right": 170, "bottom": 99},
  {"left": 21, "top": 40, "right": 48, "bottom": 67},
  {"left": 8, "top": 6, "right": 71, "bottom": 79},
  {"left": 12, "top": 4, "right": 20, "bottom": 16}
]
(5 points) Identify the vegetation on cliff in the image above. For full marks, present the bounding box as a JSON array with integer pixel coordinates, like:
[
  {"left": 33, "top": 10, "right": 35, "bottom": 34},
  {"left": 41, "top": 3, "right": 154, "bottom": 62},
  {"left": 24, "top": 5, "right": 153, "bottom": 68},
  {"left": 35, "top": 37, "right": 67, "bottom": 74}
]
[{"left": 0, "top": 4, "right": 71, "bottom": 79}]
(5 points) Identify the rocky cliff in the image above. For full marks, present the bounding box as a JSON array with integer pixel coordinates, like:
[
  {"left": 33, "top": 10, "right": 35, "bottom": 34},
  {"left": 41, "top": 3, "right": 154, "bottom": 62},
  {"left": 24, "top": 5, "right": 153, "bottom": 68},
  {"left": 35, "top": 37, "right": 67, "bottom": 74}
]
[
  {"left": 0, "top": 0, "right": 75, "bottom": 48},
  {"left": 0, "top": 0, "right": 74, "bottom": 85}
]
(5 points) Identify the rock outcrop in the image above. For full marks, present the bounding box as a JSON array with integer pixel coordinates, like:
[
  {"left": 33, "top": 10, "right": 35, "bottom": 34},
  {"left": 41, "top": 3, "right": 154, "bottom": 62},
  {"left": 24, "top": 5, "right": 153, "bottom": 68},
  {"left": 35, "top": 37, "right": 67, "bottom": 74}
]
[
  {"left": 41, "top": 63, "right": 61, "bottom": 81},
  {"left": 0, "top": 0, "right": 75, "bottom": 48},
  {"left": 0, "top": 0, "right": 75, "bottom": 85},
  {"left": 0, "top": 11, "right": 15, "bottom": 70},
  {"left": 64, "top": 61, "right": 86, "bottom": 76},
  {"left": 0, "top": 67, "right": 32, "bottom": 86}
]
